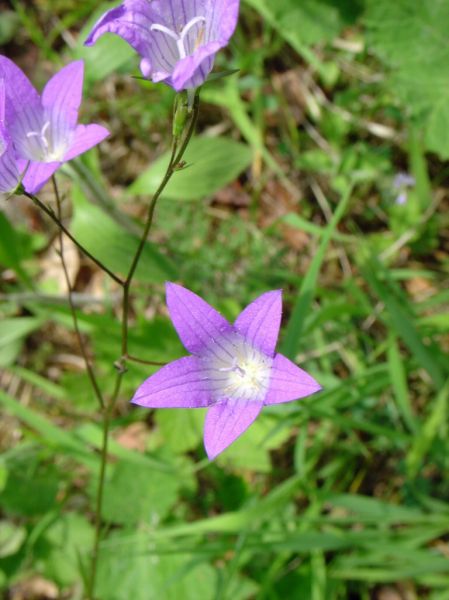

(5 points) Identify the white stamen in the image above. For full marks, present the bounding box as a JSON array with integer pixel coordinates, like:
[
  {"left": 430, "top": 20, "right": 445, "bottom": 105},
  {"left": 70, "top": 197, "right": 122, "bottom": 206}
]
[
  {"left": 150, "top": 23, "right": 179, "bottom": 42},
  {"left": 26, "top": 120, "right": 51, "bottom": 152},
  {"left": 180, "top": 16, "right": 207, "bottom": 42},
  {"left": 202, "top": 332, "right": 272, "bottom": 403},
  {"left": 150, "top": 16, "right": 207, "bottom": 61}
]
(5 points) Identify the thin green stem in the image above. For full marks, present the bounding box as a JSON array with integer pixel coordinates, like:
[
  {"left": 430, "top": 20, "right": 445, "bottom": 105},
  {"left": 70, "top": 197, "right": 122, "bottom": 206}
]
[
  {"left": 24, "top": 191, "right": 124, "bottom": 286},
  {"left": 51, "top": 176, "right": 105, "bottom": 410},
  {"left": 125, "top": 353, "right": 166, "bottom": 367},
  {"left": 87, "top": 371, "right": 123, "bottom": 600},
  {"left": 120, "top": 92, "right": 200, "bottom": 359},
  {"left": 87, "top": 91, "right": 200, "bottom": 599}
]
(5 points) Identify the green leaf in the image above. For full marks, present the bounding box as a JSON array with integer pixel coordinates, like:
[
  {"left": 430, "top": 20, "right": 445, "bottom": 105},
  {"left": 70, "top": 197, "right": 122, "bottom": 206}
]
[
  {"left": 70, "top": 185, "right": 177, "bottom": 282},
  {"left": 155, "top": 409, "right": 205, "bottom": 454},
  {"left": 0, "top": 317, "right": 42, "bottom": 367},
  {"left": 245, "top": 0, "right": 350, "bottom": 46},
  {"left": 387, "top": 336, "right": 417, "bottom": 432},
  {"left": 128, "top": 136, "right": 252, "bottom": 200},
  {"left": 0, "top": 455, "right": 59, "bottom": 517},
  {"left": 365, "top": 0, "right": 449, "bottom": 158},
  {"left": 99, "top": 459, "right": 182, "bottom": 526},
  {"left": 97, "top": 535, "right": 216, "bottom": 600},
  {"left": 40, "top": 513, "right": 94, "bottom": 586},
  {"left": 0, "top": 522, "right": 26, "bottom": 558},
  {"left": 0, "top": 10, "right": 20, "bottom": 45},
  {"left": 406, "top": 379, "right": 449, "bottom": 479},
  {"left": 245, "top": 0, "right": 361, "bottom": 77},
  {"left": 281, "top": 185, "right": 353, "bottom": 359}
]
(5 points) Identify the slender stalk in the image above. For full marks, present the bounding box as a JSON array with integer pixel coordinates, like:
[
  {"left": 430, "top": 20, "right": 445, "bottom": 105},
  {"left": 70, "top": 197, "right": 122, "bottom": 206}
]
[
  {"left": 51, "top": 176, "right": 105, "bottom": 410},
  {"left": 86, "top": 372, "right": 121, "bottom": 600},
  {"left": 120, "top": 93, "right": 200, "bottom": 359},
  {"left": 87, "top": 92, "right": 200, "bottom": 599},
  {"left": 24, "top": 191, "right": 124, "bottom": 286},
  {"left": 125, "top": 353, "right": 166, "bottom": 367}
]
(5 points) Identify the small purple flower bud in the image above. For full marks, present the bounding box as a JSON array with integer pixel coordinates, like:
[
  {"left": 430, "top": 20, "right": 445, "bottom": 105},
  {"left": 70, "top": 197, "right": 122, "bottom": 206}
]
[{"left": 85, "top": 0, "right": 240, "bottom": 92}]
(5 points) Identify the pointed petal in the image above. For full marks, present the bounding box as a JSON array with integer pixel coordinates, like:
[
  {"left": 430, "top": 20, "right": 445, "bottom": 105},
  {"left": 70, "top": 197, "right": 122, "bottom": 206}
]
[
  {"left": 63, "top": 124, "right": 110, "bottom": 161},
  {"left": 171, "top": 42, "right": 220, "bottom": 91},
  {"left": 166, "top": 283, "right": 233, "bottom": 355},
  {"left": 234, "top": 290, "right": 282, "bottom": 357},
  {"left": 85, "top": 0, "right": 153, "bottom": 58},
  {"left": 20, "top": 160, "right": 60, "bottom": 195},
  {"left": 42, "top": 60, "right": 84, "bottom": 129},
  {"left": 264, "top": 353, "right": 321, "bottom": 405},
  {"left": 0, "top": 56, "right": 40, "bottom": 123},
  {"left": 204, "top": 400, "right": 262, "bottom": 460},
  {"left": 131, "top": 356, "right": 211, "bottom": 408}
]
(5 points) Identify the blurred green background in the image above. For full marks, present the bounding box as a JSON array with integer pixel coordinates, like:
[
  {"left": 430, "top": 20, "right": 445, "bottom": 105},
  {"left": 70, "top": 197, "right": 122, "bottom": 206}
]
[{"left": 1, "top": 0, "right": 448, "bottom": 598}]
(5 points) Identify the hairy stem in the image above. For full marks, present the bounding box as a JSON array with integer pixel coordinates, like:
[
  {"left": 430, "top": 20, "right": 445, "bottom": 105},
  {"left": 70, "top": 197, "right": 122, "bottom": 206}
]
[{"left": 51, "top": 176, "right": 105, "bottom": 410}]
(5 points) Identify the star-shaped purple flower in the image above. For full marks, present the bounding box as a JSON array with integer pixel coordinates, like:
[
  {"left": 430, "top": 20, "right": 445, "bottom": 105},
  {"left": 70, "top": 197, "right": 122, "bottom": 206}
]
[
  {"left": 0, "top": 57, "right": 110, "bottom": 194},
  {"left": 132, "top": 283, "right": 321, "bottom": 460},
  {"left": 85, "top": 0, "right": 240, "bottom": 91}
]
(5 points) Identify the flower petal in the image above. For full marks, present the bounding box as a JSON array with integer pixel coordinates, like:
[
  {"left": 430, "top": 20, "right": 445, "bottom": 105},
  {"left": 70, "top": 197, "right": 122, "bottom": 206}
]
[
  {"left": 206, "top": 0, "right": 241, "bottom": 43},
  {"left": 171, "top": 41, "right": 221, "bottom": 91},
  {"left": 264, "top": 353, "right": 321, "bottom": 405},
  {"left": 0, "top": 77, "right": 5, "bottom": 122},
  {"left": 204, "top": 399, "right": 262, "bottom": 460},
  {"left": 19, "top": 159, "right": 60, "bottom": 195},
  {"left": 63, "top": 124, "right": 110, "bottom": 161},
  {"left": 42, "top": 60, "right": 84, "bottom": 130},
  {"left": 0, "top": 56, "right": 40, "bottom": 123},
  {"left": 0, "top": 145, "right": 19, "bottom": 193},
  {"left": 131, "top": 356, "right": 211, "bottom": 408},
  {"left": 166, "top": 282, "right": 233, "bottom": 355},
  {"left": 85, "top": 0, "right": 153, "bottom": 58},
  {"left": 234, "top": 290, "right": 282, "bottom": 357}
]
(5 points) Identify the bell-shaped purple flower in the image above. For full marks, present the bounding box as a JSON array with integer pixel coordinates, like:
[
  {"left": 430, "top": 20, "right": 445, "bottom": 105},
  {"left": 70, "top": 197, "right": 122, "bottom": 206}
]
[
  {"left": 85, "top": 0, "right": 240, "bottom": 91},
  {"left": 132, "top": 283, "right": 321, "bottom": 460},
  {"left": 0, "top": 57, "right": 110, "bottom": 194}
]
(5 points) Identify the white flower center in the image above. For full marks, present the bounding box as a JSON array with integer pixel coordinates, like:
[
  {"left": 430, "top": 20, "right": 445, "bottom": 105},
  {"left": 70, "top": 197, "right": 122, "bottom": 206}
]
[
  {"left": 25, "top": 119, "right": 67, "bottom": 162},
  {"left": 11, "top": 104, "right": 74, "bottom": 164},
  {"left": 201, "top": 332, "right": 273, "bottom": 403},
  {"left": 151, "top": 16, "right": 206, "bottom": 60}
]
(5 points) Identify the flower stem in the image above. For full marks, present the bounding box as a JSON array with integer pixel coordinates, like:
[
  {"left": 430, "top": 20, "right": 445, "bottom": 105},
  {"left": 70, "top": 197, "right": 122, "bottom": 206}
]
[
  {"left": 24, "top": 190, "right": 124, "bottom": 286},
  {"left": 51, "top": 176, "right": 105, "bottom": 410},
  {"left": 120, "top": 91, "right": 200, "bottom": 359},
  {"left": 87, "top": 90, "right": 200, "bottom": 599},
  {"left": 86, "top": 373, "right": 120, "bottom": 600}
]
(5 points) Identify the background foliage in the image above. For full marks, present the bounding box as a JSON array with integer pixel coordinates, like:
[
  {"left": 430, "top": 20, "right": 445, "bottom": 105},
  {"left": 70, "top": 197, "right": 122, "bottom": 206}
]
[{"left": 1, "top": 0, "right": 448, "bottom": 598}]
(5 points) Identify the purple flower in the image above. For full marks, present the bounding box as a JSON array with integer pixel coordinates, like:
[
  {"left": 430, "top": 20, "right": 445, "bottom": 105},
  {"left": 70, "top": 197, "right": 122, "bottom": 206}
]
[
  {"left": 393, "top": 172, "right": 415, "bottom": 205},
  {"left": 132, "top": 283, "right": 321, "bottom": 460},
  {"left": 0, "top": 79, "right": 20, "bottom": 194},
  {"left": 85, "top": 0, "right": 240, "bottom": 91},
  {"left": 0, "top": 57, "right": 110, "bottom": 194}
]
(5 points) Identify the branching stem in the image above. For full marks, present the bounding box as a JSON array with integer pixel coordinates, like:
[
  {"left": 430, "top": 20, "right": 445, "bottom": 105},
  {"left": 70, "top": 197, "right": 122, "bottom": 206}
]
[
  {"left": 25, "top": 190, "right": 124, "bottom": 286},
  {"left": 87, "top": 91, "right": 200, "bottom": 600}
]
